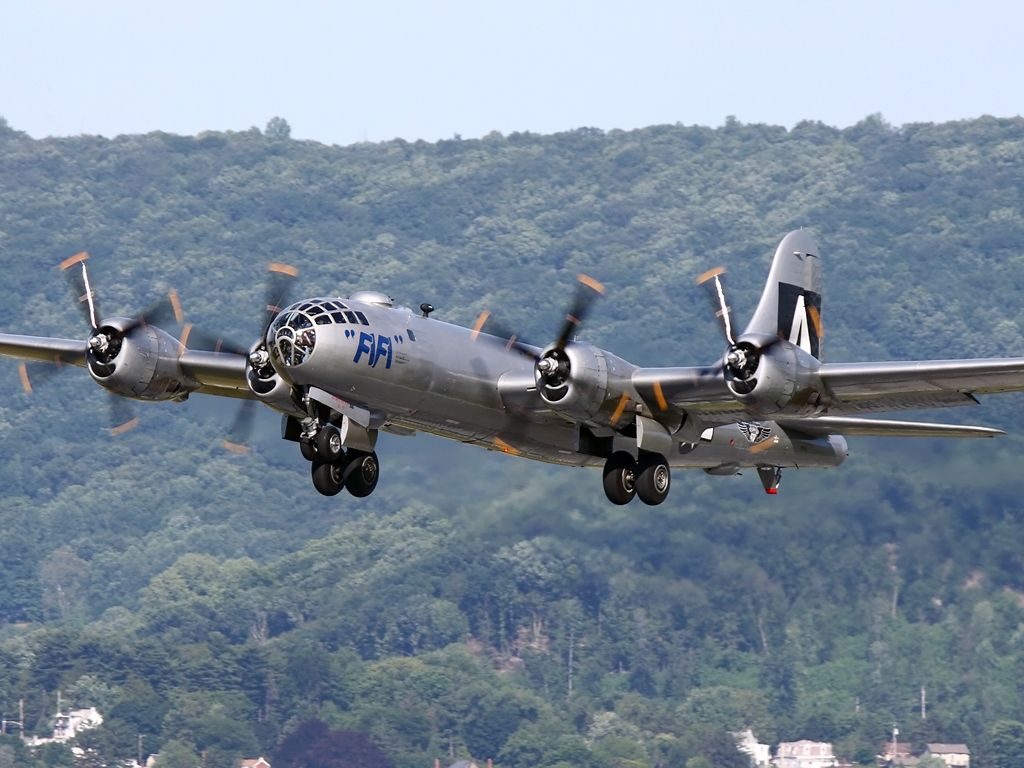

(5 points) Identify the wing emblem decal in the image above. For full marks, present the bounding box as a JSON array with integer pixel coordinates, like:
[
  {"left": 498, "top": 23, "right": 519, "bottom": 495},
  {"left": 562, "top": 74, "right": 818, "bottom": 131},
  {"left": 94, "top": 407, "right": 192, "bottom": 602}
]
[{"left": 737, "top": 421, "right": 773, "bottom": 444}]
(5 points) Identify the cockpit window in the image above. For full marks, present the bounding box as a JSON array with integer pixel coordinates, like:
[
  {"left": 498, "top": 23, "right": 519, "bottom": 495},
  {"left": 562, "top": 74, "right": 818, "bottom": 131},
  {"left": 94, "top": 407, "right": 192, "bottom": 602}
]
[
  {"left": 269, "top": 309, "right": 316, "bottom": 366},
  {"left": 267, "top": 298, "right": 372, "bottom": 366}
]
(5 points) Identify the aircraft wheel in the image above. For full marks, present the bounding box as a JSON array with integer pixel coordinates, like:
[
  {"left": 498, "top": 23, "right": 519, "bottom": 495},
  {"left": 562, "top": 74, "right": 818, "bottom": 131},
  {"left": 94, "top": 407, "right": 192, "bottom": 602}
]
[
  {"left": 311, "top": 459, "right": 346, "bottom": 496},
  {"left": 315, "top": 424, "right": 343, "bottom": 463},
  {"left": 299, "top": 438, "right": 318, "bottom": 462},
  {"left": 602, "top": 451, "right": 637, "bottom": 505},
  {"left": 636, "top": 453, "right": 670, "bottom": 506},
  {"left": 345, "top": 451, "right": 379, "bottom": 498}
]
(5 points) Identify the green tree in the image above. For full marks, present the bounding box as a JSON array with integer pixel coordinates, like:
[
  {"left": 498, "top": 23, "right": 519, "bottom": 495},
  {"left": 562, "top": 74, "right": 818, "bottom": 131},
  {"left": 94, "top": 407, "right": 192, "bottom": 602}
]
[
  {"left": 265, "top": 117, "right": 291, "bottom": 140},
  {"left": 153, "top": 739, "right": 201, "bottom": 768},
  {"left": 988, "top": 720, "right": 1024, "bottom": 768}
]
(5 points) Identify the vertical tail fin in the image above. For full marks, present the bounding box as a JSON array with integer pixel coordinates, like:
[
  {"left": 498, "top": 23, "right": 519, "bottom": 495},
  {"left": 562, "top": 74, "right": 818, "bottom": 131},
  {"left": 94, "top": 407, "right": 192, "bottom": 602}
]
[{"left": 742, "top": 230, "right": 823, "bottom": 360}]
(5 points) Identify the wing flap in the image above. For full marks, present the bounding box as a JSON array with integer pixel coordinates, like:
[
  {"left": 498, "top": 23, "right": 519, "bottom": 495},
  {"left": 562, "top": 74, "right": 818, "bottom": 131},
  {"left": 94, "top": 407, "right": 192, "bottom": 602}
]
[
  {"left": 822, "top": 359, "right": 1024, "bottom": 398},
  {"left": 779, "top": 416, "right": 1005, "bottom": 439}
]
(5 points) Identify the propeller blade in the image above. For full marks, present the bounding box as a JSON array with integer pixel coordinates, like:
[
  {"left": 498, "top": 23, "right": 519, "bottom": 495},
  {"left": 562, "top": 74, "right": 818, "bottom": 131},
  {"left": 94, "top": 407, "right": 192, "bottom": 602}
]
[
  {"left": 59, "top": 252, "right": 100, "bottom": 331},
  {"left": 108, "top": 394, "right": 140, "bottom": 436},
  {"left": 178, "top": 324, "right": 248, "bottom": 357},
  {"left": 120, "top": 289, "right": 187, "bottom": 335},
  {"left": 554, "top": 274, "right": 605, "bottom": 351},
  {"left": 222, "top": 399, "right": 256, "bottom": 454},
  {"left": 264, "top": 262, "right": 299, "bottom": 333},
  {"left": 471, "top": 311, "right": 538, "bottom": 360},
  {"left": 17, "top": 360, "right": 65, "bottom": 394},
  {"left": 695, "top": 266, "right": 735, "bottom": 346}
]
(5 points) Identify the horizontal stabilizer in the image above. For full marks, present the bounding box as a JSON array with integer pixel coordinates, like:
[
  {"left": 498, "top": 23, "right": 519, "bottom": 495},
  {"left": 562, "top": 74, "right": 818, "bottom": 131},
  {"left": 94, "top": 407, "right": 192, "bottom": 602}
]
[{"left": 778, "top": 416, "right": 1005, "bottom": 439}]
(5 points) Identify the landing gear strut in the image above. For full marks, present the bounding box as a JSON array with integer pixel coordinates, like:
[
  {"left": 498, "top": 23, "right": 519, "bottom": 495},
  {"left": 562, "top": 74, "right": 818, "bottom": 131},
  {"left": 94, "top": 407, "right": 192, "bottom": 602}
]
[{"left": 603, "top": 451, "right": 670, "bottom": 505}]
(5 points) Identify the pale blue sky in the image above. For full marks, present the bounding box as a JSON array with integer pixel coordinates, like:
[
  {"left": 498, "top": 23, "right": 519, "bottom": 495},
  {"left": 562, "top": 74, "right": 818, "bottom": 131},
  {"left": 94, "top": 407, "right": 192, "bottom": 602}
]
[{"left": 1, "top": 0, "right": 1020, "bottom": 146}]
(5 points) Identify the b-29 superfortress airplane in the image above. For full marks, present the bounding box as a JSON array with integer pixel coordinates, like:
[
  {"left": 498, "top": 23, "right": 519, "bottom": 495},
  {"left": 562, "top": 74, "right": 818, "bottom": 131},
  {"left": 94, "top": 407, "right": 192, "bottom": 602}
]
[{"left": 2, "top": 230, "right": 1023, "bottom": 504}]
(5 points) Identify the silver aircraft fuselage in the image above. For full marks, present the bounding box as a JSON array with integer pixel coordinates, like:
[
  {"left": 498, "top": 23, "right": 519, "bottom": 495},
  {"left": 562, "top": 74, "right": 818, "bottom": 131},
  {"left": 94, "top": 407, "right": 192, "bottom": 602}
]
[{"left": 271, "top": 293, "right": 847, "bottom": 474}]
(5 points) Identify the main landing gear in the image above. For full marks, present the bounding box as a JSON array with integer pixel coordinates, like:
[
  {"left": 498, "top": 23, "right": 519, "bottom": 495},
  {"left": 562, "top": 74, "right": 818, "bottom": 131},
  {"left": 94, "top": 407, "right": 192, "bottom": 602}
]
[
  {"left": 603, "top": 451, "right": 670, "bottom": 506},
  {"left": 301, "top": 424, "right": 380, "bottom": 498}
]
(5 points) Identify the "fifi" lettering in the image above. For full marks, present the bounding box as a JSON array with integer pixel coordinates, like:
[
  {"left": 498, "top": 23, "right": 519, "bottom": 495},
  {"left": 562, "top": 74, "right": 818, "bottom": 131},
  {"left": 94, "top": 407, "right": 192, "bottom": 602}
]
[{"left": 353, "top": 331, "right": 393, "bottom": 369}]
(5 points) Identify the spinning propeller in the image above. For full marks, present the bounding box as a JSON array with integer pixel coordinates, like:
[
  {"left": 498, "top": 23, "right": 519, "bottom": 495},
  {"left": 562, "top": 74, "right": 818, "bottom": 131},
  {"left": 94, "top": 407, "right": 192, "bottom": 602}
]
[
  {"left": 695, "top": 266, "right": 767, "bottom": 389},
  {"left": 21, "top": 251, "right": 188, "bottom": 435},
  {"left": 20, "top": 252, "right": 300, "bottom": 447},
  {"left": 472, "top": 273, "right": 605, "bottom": 389},
  {"left": 217, "top": 261, "right": 300, "bottom": 454}
]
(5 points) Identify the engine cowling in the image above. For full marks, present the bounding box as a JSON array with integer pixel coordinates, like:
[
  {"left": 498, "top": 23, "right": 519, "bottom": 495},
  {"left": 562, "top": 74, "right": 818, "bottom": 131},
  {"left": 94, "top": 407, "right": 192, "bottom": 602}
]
[
  {"left": 86, "top": 318, "right": 191, "bottom": 401},
  {"left": 535, "top": 342, "right": 610, "bottom": 423},
  {"left": 724, "top": 335, "right": 824, "bottom": 416},
  {"left": 245, "top": 340, "right": 304, "bottom": 417}
]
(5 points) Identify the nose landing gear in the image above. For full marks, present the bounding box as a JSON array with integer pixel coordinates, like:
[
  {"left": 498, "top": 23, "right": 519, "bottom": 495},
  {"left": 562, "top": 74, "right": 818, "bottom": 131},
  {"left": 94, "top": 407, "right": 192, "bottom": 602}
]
[{"left": 303, "top": 423, "right": 380, "bottom": 498}]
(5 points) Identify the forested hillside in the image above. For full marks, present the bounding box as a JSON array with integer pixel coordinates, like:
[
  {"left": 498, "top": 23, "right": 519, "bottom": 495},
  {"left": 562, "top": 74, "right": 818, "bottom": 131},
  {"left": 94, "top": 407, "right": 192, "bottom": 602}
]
[{"left": 1, "top": 113, "right": 1023, "bottom": 768}]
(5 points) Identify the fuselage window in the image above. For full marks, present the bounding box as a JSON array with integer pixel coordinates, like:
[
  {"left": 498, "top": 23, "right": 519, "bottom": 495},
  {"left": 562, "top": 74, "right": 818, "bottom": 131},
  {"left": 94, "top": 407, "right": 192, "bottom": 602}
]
[
  {"left": 314, "top": 314, "right": 331, "bottom": 325},
  {"left": 331, "top": 312, "right": 347, "bottom": 323},
  {"left": 355, "top": 311, "right": 369, "bottom": 325},
  {"left": 407, "top": 329, "right": 416, "bottom": 341},
  {"left": 343, "top": 310, "right": 359, "bottom": 324}
]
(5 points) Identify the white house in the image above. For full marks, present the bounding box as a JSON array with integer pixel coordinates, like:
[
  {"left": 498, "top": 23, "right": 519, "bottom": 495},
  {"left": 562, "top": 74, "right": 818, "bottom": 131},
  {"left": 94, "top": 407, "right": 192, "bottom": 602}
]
[
  {"left": 924, "top": 744, "right": 970, "bottom": 768},
  {"left": 26, "top": 706, "right": 102, "bottom": 746},
  {"left": 775, "top": 740, "right": 838, "bottom": 768}
]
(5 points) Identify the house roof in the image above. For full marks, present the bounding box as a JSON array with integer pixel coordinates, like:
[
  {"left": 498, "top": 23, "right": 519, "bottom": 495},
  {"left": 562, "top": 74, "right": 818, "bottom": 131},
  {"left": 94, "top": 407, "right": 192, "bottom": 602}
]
[
  {"left": 926, "top": 744, "right": 970, "bottom": 755},
  {"left": 779, "top": 741, "right": 834, "bottom": 749},
  {"left": 239, "top": 758, "right": 272, "bottom": 768},
  {"left": 882, "top": 741, "right": 912, "bottom": 757}
]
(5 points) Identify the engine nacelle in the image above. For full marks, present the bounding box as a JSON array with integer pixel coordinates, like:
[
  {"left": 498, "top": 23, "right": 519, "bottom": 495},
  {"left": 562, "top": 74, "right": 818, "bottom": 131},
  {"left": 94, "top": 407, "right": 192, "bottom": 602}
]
[
  {"left": 246, "top": 341, "right": 305, "bottom": 418},
  {"left": 536, "top": 342, "right": 610, "bottom": 423},
  {"left": 87, "top": 318, "right": 191, "bottom": 401},
  {"left": 725, "top": 336, "right": 824, "bottom": 416}
]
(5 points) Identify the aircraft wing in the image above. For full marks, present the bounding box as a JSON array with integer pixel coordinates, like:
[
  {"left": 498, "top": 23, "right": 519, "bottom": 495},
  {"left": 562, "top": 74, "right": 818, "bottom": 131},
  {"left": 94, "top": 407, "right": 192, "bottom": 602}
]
[
  {"left": 0, "top": 333, "right": 87, "bottom": 366},
  {"left": 634, "top": 357, "right": 1024, "bottom": 428},
  {"left": 632, "top": 365, "right": 749, "bottom": 423},
  {"left": 0, "top": 332, "right": 251, "bottom": 399},
  {"left": 818, "top": 358, "right": 1024, "bottom": 414},
  {"left": 177, "top": 349, "right": 251, "bottom": 397}
]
